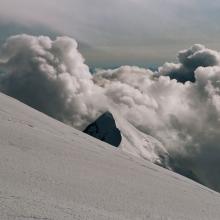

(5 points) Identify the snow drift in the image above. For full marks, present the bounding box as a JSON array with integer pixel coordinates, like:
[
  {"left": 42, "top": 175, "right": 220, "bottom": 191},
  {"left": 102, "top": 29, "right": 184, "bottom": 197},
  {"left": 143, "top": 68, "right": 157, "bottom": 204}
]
[{"left": 0, "top": 35, "right": 220, "bottom": 191}]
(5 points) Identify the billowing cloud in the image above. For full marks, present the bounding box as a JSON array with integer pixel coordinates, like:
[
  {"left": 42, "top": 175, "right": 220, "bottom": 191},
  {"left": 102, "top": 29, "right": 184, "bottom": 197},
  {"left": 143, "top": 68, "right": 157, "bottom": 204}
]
[
  {"left": 158, "top": 44, "right": 220, "bottom": 82},
  {"left": 1, "top": 35, "right": 220, "bottom": 191},
  {"left": 0, "top": 35, "right": 107, "bottom": 128}
]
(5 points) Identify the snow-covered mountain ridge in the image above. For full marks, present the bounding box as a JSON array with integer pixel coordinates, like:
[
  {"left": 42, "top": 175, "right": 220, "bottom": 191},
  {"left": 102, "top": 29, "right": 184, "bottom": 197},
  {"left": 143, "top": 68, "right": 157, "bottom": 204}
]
[{"left": 0, "top": 92, "right": 220, "bottom": 220}]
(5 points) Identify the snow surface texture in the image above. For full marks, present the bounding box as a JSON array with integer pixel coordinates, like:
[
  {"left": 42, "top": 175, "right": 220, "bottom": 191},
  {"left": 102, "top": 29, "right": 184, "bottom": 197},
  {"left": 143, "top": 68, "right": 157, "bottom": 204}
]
[
  {"left": 0, "top": 92, "right": 220, "bottom": 220},
  {"left": 1, "top": 35, "right": 220, "bottom": 191}
]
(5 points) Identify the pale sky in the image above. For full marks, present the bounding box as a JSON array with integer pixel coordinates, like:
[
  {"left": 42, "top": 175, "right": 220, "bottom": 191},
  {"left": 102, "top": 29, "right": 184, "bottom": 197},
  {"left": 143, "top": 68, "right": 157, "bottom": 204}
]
[{"left": 0, "top": 0, "right": 220, "bottom": 68}]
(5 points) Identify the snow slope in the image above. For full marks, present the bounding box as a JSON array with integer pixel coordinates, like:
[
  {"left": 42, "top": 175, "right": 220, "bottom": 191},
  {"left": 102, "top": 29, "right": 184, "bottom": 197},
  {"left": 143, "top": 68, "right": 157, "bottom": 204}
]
[{"left": 0, "top": 92, "right": 220, "bottom": 220}]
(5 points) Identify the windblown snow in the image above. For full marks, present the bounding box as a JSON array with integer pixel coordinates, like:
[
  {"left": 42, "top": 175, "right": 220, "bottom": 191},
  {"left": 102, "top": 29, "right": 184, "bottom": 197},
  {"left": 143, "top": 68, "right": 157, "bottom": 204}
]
[{"left": 0, "top": 92, "right": 220, "bottom": 220}]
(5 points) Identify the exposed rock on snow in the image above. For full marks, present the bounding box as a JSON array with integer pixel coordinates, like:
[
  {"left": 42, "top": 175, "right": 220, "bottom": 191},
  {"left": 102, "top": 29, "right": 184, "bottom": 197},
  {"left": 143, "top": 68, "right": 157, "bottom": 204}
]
[{"left": 84, "top": 111, "right": 122, "bottom": 147}]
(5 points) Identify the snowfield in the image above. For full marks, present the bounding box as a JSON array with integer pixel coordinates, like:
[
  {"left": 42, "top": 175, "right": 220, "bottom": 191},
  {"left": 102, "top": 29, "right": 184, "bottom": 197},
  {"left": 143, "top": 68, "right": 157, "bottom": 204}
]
[{"left": 0, "top": 92, "right": 220, "bottom": 220}]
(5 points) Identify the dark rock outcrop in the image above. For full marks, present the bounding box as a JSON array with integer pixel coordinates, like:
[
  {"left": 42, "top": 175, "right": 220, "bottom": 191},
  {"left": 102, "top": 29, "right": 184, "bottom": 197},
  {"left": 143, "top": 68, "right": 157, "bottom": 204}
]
[{"left": 83, "top": 112, "right": 122, "bottom": 147}]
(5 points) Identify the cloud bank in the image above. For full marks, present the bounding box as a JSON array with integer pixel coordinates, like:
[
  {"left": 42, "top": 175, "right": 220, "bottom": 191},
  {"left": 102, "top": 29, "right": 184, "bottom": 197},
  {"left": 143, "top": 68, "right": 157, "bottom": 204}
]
[{"left": 0, "top": 35, "right": 220, "bottom": 191}]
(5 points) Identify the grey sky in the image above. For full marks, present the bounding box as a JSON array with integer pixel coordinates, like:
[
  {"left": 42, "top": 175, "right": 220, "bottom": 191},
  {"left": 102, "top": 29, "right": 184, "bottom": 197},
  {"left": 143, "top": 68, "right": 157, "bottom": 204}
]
[{"left": 0, "top": 0, "right": 220, "bottom": 68}]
